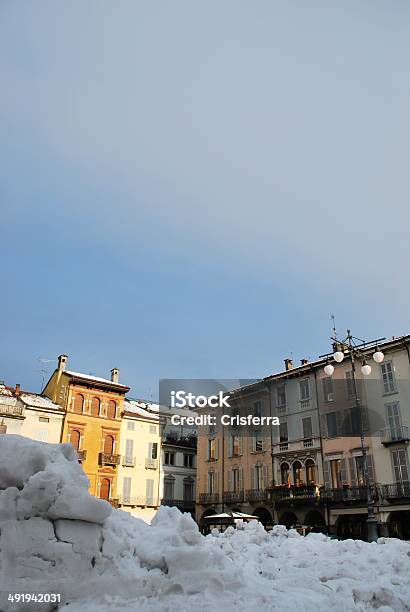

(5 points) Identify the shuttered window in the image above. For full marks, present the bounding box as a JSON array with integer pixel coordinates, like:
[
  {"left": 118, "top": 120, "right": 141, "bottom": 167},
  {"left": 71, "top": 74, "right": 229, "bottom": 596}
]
[
  {"left": 125, "top": 439, "right": 134, "bottom": 463},
  {"left": 146, "top": 479, "right": 154, "bottom": 505},
  {"left": 122, "top": 477, "right": 132, "bottom": 503},
  {"left": 381, "top": 362, "right": 396, "bottom": 394},
  {"left": 73, "top": 394, "right": 84, "bottom": 414}
]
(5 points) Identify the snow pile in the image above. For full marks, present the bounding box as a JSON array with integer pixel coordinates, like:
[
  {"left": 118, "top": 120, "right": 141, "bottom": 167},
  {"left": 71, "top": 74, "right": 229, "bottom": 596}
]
[{"left": 1, "top": 436, "right": 410, "bottom": 612}]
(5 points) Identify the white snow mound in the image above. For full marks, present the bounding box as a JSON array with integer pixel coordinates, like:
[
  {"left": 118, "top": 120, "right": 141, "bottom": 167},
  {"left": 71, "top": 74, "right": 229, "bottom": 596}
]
[{"left": 0, "top": 435, "right": 410, "bottom": 612}]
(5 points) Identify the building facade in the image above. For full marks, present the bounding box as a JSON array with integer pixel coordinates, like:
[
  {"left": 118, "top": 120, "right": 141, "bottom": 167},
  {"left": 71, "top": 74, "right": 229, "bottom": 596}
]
[{"left": 43, "top": 354, "right": 130, "bottom": 504}]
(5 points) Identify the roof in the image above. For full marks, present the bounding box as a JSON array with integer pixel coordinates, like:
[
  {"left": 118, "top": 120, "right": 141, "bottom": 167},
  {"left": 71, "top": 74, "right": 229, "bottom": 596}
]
[
  {"left": 124, "top": 399, "right": 160, "bottom": 421},
  {"left": 20, "top": 394, "right": 63, "bottom": 411},
  {"left": 65, "top": 370, "right": 130, "bottom": 391}
]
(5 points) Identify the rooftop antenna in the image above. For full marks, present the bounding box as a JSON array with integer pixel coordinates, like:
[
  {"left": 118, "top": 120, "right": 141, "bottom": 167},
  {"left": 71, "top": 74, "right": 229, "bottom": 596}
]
[
  {"left": 38, "top": 357, "right": 56, "bottom": 392},
  {"left": 331, "top": 314, "right": 338, "bottom": 341}
]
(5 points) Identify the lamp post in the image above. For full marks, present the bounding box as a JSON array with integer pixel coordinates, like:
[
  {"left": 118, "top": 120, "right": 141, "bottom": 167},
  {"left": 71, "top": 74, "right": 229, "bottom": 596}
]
[{"left": 320, "top": 330, "right": 385, "bottom": 543}]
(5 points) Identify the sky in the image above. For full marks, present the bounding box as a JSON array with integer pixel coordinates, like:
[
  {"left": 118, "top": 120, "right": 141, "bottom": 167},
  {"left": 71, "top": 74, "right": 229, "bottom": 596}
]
[{"left": 1, "top": 1, "right": 410, "bottom": 399}]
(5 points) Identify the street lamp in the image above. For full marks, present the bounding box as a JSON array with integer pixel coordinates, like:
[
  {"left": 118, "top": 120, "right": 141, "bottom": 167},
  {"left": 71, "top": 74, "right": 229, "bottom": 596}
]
[{"left": 320, "top": 330, "right": 385, "bottom": 543}]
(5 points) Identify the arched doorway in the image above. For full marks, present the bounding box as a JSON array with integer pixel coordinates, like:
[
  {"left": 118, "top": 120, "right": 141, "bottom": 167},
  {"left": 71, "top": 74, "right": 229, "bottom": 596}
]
[
  {"left": 387, "top": 511, "right": 410, "bottom": 540},
  {"left": 100, "top": 478, "right": 110, "bottom": 501},
  {"left": 107, "top": 400, "right": 116, "bottom": 419},
  {"left": 253, "top": 507, "right": 273, "bottom": 529},
  {"left": 293, "top": 461, "right": 303, "bottom": 486},
  {"left": 305, "top": 459, "right": 316, "bottom": 485},
  {"left": 304, "top": 510, "right": 325, "bottom": 532},
  {"left": 104, "top": 434, "right": 114, "bottom": 455},
  {"left": 73, "top": 393, "right": 84, "bottom": 414},
  {"left": 280, "top": 462, "right": 290, "bottom": 485},
  {"left": 279, "top": 511, "right": 298, "bottom": 529},
  {"left": 90, "top": 397, "right": 100, "bottom": 417},
  {"left": 70, "top": 429, "right": 81, "bottom": 451}
]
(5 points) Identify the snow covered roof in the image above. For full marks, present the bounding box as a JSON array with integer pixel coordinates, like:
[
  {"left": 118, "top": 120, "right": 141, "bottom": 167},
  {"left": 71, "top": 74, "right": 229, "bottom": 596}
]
[
  {"left": 20, "top": 394, "right": 63, "bottom": 411},
  {"left": 65, "top": 370, "right": 129, "bottom": 390},
  {"left": 124, "top": 400, "right": 160, "bottom": 421}
]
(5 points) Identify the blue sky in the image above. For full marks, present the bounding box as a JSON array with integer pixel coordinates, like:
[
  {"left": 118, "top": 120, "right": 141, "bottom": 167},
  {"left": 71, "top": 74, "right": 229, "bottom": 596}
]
[{"left": 1, "top": 1, "right": 410, "bottom": 399}]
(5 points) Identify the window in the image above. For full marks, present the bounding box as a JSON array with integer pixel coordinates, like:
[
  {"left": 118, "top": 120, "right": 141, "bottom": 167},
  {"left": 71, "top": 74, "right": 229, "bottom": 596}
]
[
  {"left": 299, "top": 379, "right": 310, "bottom": 400},
  {"left": 104, "top": 434, "right": 114, "bottom": 455},
  {"left": 73, "top": 393, "right": 84, "bottom": 414},
  {"left": 149, "top": 425, "right": 157, "bottom": 434},
  {"left": 107, "top": 400, "right": 117, "bottom": 419},
  {"left": 326, "top": 412, "right": 338, "bottom": 438},
  {"left": 127, "top": 421, "right": 135, "bottom": 430},
  {"left": 345, "top": 371, "right": 355, "bottom": 399},
  {"left": 302, "top": 417, "right": 312, "bottom": 440},
  {"left": 254, "top": 464, "right": 264, "bottom": 490},
  {"left": 293, "top": 461, "right": 302, "bottom": 486},
  {"left": 253, "top": 431, "right": 264, "bottom": 452},
  {"left": 184, "top": 454, "right": 193, "bottom": 468},
  {"left": 183, "top": 479, "right": 194, "bottom": 501},
  {"left": 232, "top": 467, "right": 241, "bottom": 492},
  {"left": 279, "top": 421, "right": 288, "bottom": 442},
  {"left": 208, "top": 471, "right": 215, "bottom": 494},
  {"left": 208, "top": 422, "right": 216, "bottom": 436},
  {"left": 39, "top": 416, "right": 49, "bottom": 423},
  {"left": 164, "top": 451, "right": 175, "bottom": 465},
  {"left": 330, "top": 459, "right": 342, "bottom": 488},
  {"left": 381, "top": 361, "right": 396, "bottom": 394},
  {"left": 281, "top": 463, "right": 289, "bottom": 485},
  {"left": 391, "top": 449, "right": 409, "bottom": 484},
  {"left": 70, "top": 429, "right": 81, "bottom": 451},
  {"left": 164, "top": 478, "right": 174, "bottom": 500},
  {"left": 306, "top": 460, "right": 316, "bottom": 484},
  {"left": 386, "top": 402, "right": 402, "bottom": 439},
  {"left": 354, "top": 456, "right": 365, "bottom": 486},
  {"left": 100, "top": 478, "right": 110, "bottom": 500},
  {"left": 149, "top": 442, "right": 158, "bottom": 459},
  {"left": 254, "top": 401, "right": 262, "bottom": 418},
  {"left": 208, "top": 438, "right": 216, "bottom": 460},
  {"left": 146, "top": 479, "right": 154, "bottom": 505},
  {"left": 122, "top": 477, "right": 132, "bottom": 503},
  {"left": 90, "top": 397, "right": 100, "bottom": 417},
  {"left": 125, "top": 439, "right": 134, "bottom": 464},
  {"left": 232, "top": 434, "right": 241, "bottom": 456},
  {"left": 276, "top": 385, "right": 286, "bottom": 408},
  {"left": 322, "top": 377, "right": 334, "bottom": 402}
]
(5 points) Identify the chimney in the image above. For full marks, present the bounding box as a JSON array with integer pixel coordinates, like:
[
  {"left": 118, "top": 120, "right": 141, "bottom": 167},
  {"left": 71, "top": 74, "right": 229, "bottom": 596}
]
[
  {"left": 284, "top": 358, "right": 293, "bottom": 371},
  {"left": 58, "top": 354, "right": 68, "bottom": 372},
  {"left": 111, "top": 368, "right": 119, "bottom": 383},
  {"left": 300, "top": 358, "right": 309, "bottom": 366},
  {"left": 15, "top": 383, "right": 21, "bottom": 395}
]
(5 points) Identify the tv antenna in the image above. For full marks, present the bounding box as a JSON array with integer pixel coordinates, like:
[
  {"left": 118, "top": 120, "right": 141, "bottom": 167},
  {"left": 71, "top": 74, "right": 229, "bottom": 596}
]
[{"left": 38, "top": 357, "right": 56, "bottom": 391}]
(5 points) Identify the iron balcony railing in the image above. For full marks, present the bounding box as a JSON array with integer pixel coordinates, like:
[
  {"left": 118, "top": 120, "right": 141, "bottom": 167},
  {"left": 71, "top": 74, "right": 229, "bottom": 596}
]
[
  {"left": 381, "top": 482, "right": 410, "bottom": 499},
  {"left": 223, "top": 490, "right": 245, "bottom": 504},
  {"left": 269, "top": 484, "right": 319, "bottom": 504},
  {"left": 98, "top": 452, "right": 121, "bottom": 466},
  {"left": 320, "top": 486, "right": 375, "bottom": 503},
  {"left": 198, "top": 493, "right": 219, "bottom": 505},
  {"left": 119, "top": 495, "right": 159, "bottom": 507},
  {"left": 145, "top": 457, "right": 158, "bottom": 469},
  {"left": 122, "top": 455, "right": 136, "bottom": 467},
  {"left": 76, "top": 449, "right": 87, "bottom": 462},
  {"left": 0, "top": 403, "right": 24, "bottom": 417},
  {"left": 161, "top": 498, "right": 195, "bottom": 511},
  {"left": 109, "top": 498, "right": 119, "bottom": 508},
  {"left": 380, "top": 426, "right": 410, "bottom": 445},
  {"left": 246, "top": 489, "right": 269, "bottom": 502}
]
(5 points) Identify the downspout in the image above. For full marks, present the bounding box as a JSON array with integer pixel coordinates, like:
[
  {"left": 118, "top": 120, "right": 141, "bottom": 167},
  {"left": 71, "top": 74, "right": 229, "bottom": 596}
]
[{"left": 313, "top": 367, "right": 329, "bottom": 534}]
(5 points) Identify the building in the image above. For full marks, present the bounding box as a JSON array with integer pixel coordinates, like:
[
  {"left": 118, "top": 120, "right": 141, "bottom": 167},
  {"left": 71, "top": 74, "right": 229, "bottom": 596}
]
[
  {"left": 42, "top": 354, "right": 130, "bottom": 504},
  {"left": 159, "top": 404, "right": 197, "bottom": 518},
  {"left": 0, "top": 383, "right": 64, "bottom": 441},
  {"left": 117, "top": 399, "right": 162, "bottom": 523},
  {"left": 196, "top": 335, "right": 410, "bottom": 539}
]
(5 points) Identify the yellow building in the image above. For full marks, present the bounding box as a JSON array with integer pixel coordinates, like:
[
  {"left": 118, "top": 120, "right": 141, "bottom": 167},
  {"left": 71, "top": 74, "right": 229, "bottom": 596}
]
[
  {"left": 117, "top": 399, "right": 162, "bottom": 523},
  {"left": 43, "top": 354, "right": 130, "bottom": 503}
]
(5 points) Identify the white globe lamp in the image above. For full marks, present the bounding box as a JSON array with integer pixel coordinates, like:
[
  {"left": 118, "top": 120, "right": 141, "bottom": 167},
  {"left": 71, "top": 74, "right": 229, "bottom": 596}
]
[
  {"left": 324, "top": 364, "right": 334, "bottom": 377},
  {"left": 373, "top": 350, "right": 384, "bottom": 364},
  {"left": 361, "top": 363, "right": 372, "bottom": 376},
  {"left": 333, "top": 351, "right": 344, "bottom": 363}
]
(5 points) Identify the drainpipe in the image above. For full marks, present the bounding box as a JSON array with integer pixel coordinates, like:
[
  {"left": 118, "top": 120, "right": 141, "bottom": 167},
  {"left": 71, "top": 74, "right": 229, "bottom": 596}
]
[{"left": 313, "top": 367, "right": 330, "bottom": 534}]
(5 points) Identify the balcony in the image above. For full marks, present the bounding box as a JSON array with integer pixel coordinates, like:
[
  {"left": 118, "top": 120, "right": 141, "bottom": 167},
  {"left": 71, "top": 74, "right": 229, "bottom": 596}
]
[
  {"left": 98, "top": 452, "right": 121, "bottom": 466},
  {"left": 300, "top": 399, "right": 311, "bottom": 410},
  {"left": 321, "top": 486, "right": 375, "bottom": 503},
  {"left": 109, "top": 498, "right": 119, "bottom": 508},
  {"left": 76, "top": 449, "right": 87, "bottom": 462},
  {"left": 161, "top": 498, "right": 195, "bottom": 512},
  {"left": 273, "top": 437, "right": 321, "bottom": 455},
  {"left": 119, "top": 495, "right": 159, "bottom": 507},
  {"left": 145, "top": 458, "right": 158, "bottom": 470},
  {"left": 198, "top": 493, "right": 219, "bottom": 505},
  {"left": 246, "top": 489, "right": 269, "bottom": 503},
  {"left": 381, "top": 482, "right": 410, "bottom": 500},
  {"left": 122, "top": 455, "right": 136, "bottom": 467},
  {"left": 269, "top": 484, "right": 319, "bottom": 506},
  {"left": 380, "top": 426, "right": 410, "bottom": 446},
  {"left": 223, "top": 490, "right": 245, "bottom": 504},
  {"left": 0, "top": 403, "right": 24, "bottom": 417}
]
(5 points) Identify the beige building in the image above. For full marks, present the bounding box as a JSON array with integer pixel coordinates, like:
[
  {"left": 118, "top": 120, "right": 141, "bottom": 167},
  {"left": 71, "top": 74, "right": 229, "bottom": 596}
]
[
  {"left": 117, "top": 399, "right": 162, "bottom": 523},
  {"left": 0, "top": 383, "right": 64, "bottom": 442}
]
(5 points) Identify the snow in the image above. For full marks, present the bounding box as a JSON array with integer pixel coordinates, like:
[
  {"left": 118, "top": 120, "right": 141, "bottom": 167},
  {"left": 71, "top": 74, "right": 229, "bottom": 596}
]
[
  {"left": 124, "top": 399, "right": 160, "bottom": 420},
  {"left": 65, "top": 370, "right": 129, "bottom": 388},
  {"left": 20, "top": 393, "right": 63, "bottom": 410},
  {"left": 1, "top": 436, "right": 410, "bottom": 612}
]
